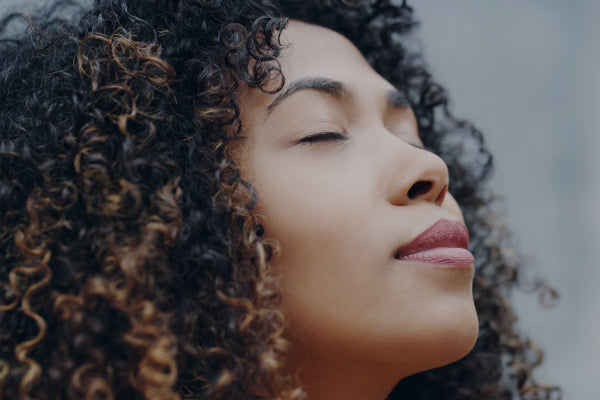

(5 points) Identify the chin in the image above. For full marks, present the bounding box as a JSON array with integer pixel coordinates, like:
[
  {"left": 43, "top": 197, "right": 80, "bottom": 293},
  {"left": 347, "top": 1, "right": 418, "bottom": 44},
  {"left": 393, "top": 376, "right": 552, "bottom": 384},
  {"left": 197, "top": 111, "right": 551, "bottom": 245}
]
[
  {"left": 389, "top": 297, "right": 479, "bottom": 377},
  {"left": 423, "top": 299, "right": 480, "bottom": 371}
]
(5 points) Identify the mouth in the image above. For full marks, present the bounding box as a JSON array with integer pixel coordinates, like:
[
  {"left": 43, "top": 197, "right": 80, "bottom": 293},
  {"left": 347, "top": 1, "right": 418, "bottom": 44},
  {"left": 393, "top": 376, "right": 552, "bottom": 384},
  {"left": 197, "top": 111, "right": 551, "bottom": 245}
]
[{"left": 393, "top": 219, "right": 474, "bottom": 266}]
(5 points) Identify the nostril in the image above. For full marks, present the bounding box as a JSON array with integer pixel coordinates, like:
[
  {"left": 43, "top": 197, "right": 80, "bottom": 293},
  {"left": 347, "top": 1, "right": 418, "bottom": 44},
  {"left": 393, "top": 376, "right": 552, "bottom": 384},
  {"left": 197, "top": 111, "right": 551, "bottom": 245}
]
[{"left": 407, "top": 180, "right": 432, "bottom": 199}]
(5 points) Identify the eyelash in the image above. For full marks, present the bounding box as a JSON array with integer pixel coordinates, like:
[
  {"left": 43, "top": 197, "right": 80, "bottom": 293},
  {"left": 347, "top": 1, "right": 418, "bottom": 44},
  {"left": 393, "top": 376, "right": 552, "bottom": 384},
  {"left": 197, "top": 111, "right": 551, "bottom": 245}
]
[
  {"left": 297, "top": 131, "right": 348, "bottom": 145},
  {"left": 295, "top": 132, "right": 428, "bottom": 152}
]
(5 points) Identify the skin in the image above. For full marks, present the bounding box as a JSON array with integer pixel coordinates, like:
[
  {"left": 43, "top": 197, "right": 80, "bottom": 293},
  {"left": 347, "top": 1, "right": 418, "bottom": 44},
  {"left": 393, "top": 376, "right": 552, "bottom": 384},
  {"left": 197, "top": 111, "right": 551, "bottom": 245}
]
[{"left": 235, "top": 21, "right": 479, "bottom": 400}]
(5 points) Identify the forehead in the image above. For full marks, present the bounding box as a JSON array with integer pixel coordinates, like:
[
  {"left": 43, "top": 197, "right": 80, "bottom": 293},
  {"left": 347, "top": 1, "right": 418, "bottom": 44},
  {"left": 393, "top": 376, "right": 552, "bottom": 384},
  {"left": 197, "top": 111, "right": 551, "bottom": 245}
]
[
  {"left": 278, "top": 20, "right": 373, "bottom": 80},
  {"left": 237, "top": 20, "right": 391, "bottom": 124}
]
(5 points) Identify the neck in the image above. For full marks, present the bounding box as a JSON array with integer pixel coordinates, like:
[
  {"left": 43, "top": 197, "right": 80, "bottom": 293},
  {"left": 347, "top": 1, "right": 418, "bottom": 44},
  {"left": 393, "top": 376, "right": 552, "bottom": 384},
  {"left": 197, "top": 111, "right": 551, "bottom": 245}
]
[{"left": 286, "top": 349, "right": 410, "bottom": 400}]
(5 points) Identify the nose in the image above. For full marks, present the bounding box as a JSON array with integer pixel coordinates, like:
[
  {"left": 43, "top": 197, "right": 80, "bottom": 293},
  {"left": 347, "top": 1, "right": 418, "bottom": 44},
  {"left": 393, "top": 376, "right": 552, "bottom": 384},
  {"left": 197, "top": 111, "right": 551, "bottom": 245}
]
[{"left": 386, "top": 144, "right": 449, "bottom": 207}]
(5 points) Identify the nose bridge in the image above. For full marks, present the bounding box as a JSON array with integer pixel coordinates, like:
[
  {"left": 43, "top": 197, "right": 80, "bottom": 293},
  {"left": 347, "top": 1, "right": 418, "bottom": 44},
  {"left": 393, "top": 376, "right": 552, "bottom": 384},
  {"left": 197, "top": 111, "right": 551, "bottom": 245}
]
[{"left": 383, "top": 136, "right": 450, "bottom": 207}]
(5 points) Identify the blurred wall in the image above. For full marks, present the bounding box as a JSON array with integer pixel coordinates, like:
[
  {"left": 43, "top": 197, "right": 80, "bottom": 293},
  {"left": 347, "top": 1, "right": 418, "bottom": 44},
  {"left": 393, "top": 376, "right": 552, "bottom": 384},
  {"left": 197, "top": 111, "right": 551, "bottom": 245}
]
[{"left": 414, "top": 1, "right": 600, "bottom": 399}]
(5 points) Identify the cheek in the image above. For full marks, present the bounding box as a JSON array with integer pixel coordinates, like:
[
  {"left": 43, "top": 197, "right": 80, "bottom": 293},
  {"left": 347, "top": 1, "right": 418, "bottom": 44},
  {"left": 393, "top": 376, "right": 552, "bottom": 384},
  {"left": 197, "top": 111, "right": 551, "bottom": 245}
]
[
  {"left": 249, "top": 144, "right": 373, "bottom": 248},
  {"left": 253, "top": 159, "right": 375, "bottom": 267},
  {"left": 248, "top": 151, "right": 386, "bottom": 321}
]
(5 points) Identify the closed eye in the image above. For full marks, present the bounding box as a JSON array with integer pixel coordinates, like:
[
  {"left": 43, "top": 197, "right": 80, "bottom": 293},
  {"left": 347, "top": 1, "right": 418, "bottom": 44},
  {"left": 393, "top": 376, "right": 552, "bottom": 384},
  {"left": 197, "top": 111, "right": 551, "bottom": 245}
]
[{"left": 296, "top": 132, "right": 348, "bottom": 145}]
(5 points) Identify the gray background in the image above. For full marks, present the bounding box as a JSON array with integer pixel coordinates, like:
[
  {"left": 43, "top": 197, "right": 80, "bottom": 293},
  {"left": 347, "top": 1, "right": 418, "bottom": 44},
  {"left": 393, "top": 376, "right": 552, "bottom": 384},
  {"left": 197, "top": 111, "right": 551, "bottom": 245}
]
[
  {"left": 1, "top": 0, "right": 598, "bottom": 398},
  {"left": 415, "top": 2, "right": 600, "bottom": 399}
]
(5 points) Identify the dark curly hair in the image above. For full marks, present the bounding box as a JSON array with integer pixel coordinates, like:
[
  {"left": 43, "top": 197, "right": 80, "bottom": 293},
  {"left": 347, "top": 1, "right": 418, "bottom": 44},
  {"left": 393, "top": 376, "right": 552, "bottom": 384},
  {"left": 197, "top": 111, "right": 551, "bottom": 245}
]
[{"left": 0, "top": 0, "right": 560, "bottom": 399}]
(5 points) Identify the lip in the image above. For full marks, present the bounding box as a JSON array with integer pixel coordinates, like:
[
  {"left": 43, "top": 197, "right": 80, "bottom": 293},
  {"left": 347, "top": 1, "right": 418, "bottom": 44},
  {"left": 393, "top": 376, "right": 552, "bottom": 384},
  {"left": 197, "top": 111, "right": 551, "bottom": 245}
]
[{"left": 394, "top": 219, "right": 474, "bottom": 266}]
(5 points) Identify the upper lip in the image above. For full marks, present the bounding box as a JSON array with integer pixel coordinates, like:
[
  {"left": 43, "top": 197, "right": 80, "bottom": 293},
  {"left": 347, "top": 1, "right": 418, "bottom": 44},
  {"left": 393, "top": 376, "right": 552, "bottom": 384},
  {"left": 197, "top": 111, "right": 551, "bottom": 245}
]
[{"left": 394, "top": 219, "right": 469, "bottom": 259}]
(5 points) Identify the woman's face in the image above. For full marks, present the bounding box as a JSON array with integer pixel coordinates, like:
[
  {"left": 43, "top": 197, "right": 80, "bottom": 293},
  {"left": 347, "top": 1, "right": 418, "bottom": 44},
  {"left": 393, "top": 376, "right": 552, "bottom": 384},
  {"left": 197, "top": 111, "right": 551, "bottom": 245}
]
[{"left": 235, "top": 21, "right": 478, "bottom": 381}]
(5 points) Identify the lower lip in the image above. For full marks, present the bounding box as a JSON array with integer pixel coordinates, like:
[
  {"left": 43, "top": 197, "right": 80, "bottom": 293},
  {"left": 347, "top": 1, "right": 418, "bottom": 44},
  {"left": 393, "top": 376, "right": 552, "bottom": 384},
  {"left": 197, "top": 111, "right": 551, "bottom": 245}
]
[{"left": 397, "top": 247, "right": 475, "bottom": 267}]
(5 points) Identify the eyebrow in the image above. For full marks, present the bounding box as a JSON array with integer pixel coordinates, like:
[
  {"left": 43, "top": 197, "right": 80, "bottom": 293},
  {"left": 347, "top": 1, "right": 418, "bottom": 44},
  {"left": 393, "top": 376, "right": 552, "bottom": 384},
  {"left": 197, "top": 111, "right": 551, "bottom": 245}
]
[
  {"left": 264, "top": 76, "right": 411, "bottom": 119},
  {"left": 265, "top": 77, "right": 350, "bottom": 119}
]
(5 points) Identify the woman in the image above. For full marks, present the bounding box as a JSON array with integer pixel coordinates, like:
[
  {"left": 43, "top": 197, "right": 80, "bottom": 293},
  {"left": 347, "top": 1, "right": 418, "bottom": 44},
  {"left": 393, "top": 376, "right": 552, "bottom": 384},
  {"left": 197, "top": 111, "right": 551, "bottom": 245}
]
[{"left": 0, "top": 0, "right": 559, "bottom": 399}]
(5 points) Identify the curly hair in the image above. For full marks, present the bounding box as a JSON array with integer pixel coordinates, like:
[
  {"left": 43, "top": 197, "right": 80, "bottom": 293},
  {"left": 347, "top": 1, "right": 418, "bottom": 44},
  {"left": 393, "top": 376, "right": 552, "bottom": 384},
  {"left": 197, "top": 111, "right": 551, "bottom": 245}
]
[{"left": 0, "top": 0, "right": 560, "bottom": 399}]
